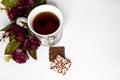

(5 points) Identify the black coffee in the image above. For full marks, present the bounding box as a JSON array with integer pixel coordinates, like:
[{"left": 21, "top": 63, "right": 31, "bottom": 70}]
[{"left": 32, "top": 12, "right": 60, "bottom": 35}]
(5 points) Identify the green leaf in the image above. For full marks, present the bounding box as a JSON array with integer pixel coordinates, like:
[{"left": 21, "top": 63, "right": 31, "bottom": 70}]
[
  {"left": 32, "top": 0, "right": 47, "bottom": 7},
  {"left": 4, "top": 55, "right": 12, "bottom": 62},
  {"left": 5, "top": 40, "right": 21, "bottom": 54},
  {"left": 28, "top": 50, "right": 37, "bottom": 60},
  {"left": 9, "top": 33, "right": 16, "bottom": 42},
  {"left": 1, "top": 0, "right": 19, "bottom": 8},
  {"left": 0, "top": 24, "right": 11, "bottom": 31},
  {"left": 40, "top": 0, "right": 47, "bottom": 4},
  {"left": 28, "top": 32, "right": 33, "bottom": 39},
  {"left": 21, "top": 21, "right": 29, "bottom": 29},
  {"left": 0, "top": 7, "right": 6, "bottom": 11}
]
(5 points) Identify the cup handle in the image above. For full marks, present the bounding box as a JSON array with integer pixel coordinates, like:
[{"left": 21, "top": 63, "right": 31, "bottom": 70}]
[{"left": 16, "top": 17, "right": 27, "bottom": 27}]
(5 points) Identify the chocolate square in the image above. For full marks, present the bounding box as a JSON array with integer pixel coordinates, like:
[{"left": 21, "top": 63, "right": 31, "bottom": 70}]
[{"left": 49, "top": 47, "right": 65, "bottom": 62}]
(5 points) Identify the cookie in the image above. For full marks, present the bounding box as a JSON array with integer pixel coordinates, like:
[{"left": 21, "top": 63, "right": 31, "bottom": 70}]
[{"left": 50, "top": 55, "right": 71, "bottom": 75}]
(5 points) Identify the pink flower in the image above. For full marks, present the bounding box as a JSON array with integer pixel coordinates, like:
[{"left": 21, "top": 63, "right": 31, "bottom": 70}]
[
  {"left": 12, "top": 48, "right": 29, "bottom": 64},
  {"left": 16, "top": 33, "right": 26, "bottom": 42},
  {"left": 7, "top": 0, "right": 34, "bottom": 20},
  {"left": 24, "top": 36, "right": 41, "bottom": 50},
  {"left": 0, "top": 23, "right": 22, "bottom": 41},
  {"left": 8, "top": 23, "right": 23, "bottom": 34}
]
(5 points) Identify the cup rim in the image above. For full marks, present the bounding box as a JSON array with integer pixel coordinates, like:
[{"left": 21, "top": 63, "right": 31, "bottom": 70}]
[{"left": 28, "top": 4, "right": 63, "bottom": 37}]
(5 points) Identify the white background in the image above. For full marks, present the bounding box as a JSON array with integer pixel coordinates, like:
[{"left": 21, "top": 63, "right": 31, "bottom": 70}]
[{"left": 0, "top": 0, "right": 120, "bottom": 80}]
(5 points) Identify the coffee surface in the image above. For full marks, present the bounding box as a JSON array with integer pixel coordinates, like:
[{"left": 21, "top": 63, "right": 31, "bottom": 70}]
[{"left": 33, "top": 12, "right": 60, "bottom": 35}]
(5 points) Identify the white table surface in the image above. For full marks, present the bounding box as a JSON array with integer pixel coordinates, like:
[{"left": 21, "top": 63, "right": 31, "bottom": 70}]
[{"left": 0, "top": 0, "right": 120, "bottom": 80}]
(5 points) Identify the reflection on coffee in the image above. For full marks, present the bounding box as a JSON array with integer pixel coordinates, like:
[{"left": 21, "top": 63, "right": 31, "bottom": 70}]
[{"left": 33, "top": 12, "right": 60, "bottom": 35}]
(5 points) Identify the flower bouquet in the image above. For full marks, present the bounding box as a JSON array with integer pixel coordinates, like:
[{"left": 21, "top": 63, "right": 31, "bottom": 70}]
[{"left": 0, "top": 0, "right": 46, "bottom": 64}]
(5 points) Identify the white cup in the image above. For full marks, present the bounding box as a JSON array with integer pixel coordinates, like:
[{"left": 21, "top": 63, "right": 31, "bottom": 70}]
[{"left": 17, "top": 5, "right": 63, "bottom": 47}]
